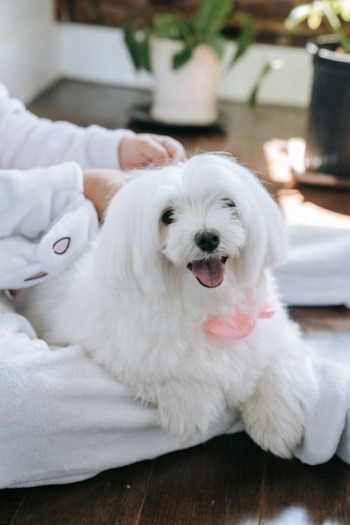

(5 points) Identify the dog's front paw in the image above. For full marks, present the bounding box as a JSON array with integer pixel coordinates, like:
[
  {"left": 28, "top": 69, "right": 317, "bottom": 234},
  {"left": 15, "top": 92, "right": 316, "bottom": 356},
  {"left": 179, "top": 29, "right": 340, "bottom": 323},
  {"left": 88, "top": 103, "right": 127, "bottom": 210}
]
[
  {"left": 242, "top": 404, "right": 304, "bottom": 458},
  {"left": 241, "top": 375, "right": 306, "bottom": 458},
  {"left": 155, "top": 382, "right": 225, "bottom": 441}
]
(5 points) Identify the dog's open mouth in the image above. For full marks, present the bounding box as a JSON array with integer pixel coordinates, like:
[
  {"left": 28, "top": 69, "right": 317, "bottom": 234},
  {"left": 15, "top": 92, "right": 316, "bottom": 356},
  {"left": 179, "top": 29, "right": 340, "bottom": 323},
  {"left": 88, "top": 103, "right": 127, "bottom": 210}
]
[{"left": 187, "top": 257, "right": 227, "bottom": 288}]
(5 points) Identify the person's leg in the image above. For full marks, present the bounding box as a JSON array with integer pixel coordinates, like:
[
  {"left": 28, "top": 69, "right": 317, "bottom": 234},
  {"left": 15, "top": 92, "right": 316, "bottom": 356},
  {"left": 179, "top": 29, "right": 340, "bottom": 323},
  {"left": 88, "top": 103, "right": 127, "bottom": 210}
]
[{"left": 0, "top": 293, "right": 236, "bottom": 488}]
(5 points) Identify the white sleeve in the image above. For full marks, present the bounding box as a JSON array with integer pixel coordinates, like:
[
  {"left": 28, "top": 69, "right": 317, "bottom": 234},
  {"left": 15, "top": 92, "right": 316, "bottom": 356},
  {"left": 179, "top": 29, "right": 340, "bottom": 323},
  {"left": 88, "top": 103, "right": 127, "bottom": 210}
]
[
  {"left": 0, "top": 162, "right": 98, "bottom": 289},
  {"left": 0, "top": 83, "right": 134, "bottom": 170}
]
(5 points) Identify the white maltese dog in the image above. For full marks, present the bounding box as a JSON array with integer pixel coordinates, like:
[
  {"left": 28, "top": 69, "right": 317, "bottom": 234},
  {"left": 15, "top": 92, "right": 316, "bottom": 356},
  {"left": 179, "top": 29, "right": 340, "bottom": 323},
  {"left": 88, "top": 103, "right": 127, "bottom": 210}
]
[{"left": 16, "top": 153, "right": 309, "bottom": 458}]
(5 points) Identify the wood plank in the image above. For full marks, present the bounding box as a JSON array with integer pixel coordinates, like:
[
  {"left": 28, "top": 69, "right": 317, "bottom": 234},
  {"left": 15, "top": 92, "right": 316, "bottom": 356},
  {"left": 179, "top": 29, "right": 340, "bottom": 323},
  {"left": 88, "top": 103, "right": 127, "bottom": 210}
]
[
  {"left": 290, "top": 306, "right": 350, "bottom": 333},
  {"left": 260, "top": 453, "right": 350, "bottom": 523},
  {"left": 138, "top": 433, "right": 264, "bottom": 525},
  {"left": 0, "top": 489, "right": 27, "bottom": 525},
  {"left": 11, "top": 461, "right": 153, "bottom": 525}
]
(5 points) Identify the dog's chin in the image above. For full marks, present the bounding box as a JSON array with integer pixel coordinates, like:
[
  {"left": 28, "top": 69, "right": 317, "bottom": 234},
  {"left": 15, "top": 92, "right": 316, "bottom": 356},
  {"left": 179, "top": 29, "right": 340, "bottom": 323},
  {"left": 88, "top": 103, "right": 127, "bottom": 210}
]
[{"left": 187, "top": 256, "right": 228, "bottom": 288}]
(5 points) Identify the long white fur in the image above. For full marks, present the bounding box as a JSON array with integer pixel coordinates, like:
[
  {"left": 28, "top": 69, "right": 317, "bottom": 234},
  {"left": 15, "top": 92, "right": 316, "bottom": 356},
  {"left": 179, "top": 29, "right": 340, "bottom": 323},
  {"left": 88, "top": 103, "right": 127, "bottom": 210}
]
[{"left": 16, "top": 153, "right": 309, "bottom": 458}]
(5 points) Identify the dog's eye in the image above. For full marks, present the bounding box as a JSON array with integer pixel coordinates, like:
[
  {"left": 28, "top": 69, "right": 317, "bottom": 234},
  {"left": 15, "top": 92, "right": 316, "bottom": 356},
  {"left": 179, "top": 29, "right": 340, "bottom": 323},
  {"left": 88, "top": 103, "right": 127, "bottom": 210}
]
[
  {"left": 222, "top": 199, "right": 236, "bottom": 208},
  {"left": 161, "top": 208, "right": 175, "bottom": 225}
]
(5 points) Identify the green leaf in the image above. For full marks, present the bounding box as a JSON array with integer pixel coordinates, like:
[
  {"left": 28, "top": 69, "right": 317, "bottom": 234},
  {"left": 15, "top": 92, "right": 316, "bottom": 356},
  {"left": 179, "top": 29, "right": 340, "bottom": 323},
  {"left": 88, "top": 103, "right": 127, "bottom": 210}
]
[
  {"left": 194, "top": 0, "right": 235, "bottom": 35},
  {"left": 230, "top": 14, "right": 255, "bottom": 65},
  {"left": 285, "top": 1, "right": 350, "bottom": 52},
  {"left": 248, "top": 60, "right": 282, "bottom": 108},
  {"left": 123, "top": 23, "right": 151, "bottom": 72},
  {"left": 307, "top": 10, "right": 322, "bottom": 29},
  {"left": 340, "top": 8, "right": 350, "bottom": 22},
  {"left": 173, "top": 43, "right": 196, "bottom": 69},
  {"left": 153, "top": 13, "right": 193, "bottom": 41},
  {"left": 285, "top": 4, "right": 312, "bottom": 29},
  {"left": 206, "top": 35, "right": 226, "bottom": 60},
  {"left": 339, "top": 0, "right": 350, "bottom": 22}
]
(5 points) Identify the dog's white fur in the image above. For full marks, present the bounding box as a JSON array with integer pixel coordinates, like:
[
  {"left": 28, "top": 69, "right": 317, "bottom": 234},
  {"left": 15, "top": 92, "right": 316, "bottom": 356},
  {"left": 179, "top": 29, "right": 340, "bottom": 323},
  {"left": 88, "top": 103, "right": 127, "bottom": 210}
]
[{"left": 16, "top": 153, "right": 309, "bottom": 458}]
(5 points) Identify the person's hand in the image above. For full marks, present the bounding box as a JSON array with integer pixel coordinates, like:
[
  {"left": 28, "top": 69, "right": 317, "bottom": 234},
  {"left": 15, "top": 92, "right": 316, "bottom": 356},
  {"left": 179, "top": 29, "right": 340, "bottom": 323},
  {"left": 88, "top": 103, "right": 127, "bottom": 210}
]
[
  {"left": 83, "top": 169, "right": 128, "bottom": 222},
  {"left": 119, "top": 133, "right": 186, "bottom": 170},
  {"left": 84, "top": 134, "right": 185, "bottom": 221}
]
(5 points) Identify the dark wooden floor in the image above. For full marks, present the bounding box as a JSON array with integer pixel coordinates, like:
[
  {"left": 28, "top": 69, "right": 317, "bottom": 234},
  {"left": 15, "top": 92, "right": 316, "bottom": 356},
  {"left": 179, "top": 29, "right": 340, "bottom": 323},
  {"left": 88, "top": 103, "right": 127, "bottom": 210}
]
[
  {"left": 1, "top": 79, "right": 350, "bottom": 525},
  {"left": 2, "top": 432, "right": 350, "bottom": 525}
]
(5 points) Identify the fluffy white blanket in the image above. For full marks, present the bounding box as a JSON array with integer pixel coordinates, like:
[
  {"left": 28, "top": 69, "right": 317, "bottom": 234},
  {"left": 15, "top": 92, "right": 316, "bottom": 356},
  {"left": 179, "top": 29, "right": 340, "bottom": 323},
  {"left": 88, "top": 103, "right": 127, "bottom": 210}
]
[
  {"left": 1, "top": 298, "right": 349, "bottom": 488},
  {"left": 275, "top": 225, "right": 350, "bottom": 308}
]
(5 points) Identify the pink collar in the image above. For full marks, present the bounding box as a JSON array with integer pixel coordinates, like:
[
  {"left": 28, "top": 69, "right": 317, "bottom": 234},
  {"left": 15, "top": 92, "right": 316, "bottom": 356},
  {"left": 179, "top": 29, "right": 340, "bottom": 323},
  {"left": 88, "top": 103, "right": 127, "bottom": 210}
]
[{"left": 203, "top": 297, "right": 275, "bottom": 339}]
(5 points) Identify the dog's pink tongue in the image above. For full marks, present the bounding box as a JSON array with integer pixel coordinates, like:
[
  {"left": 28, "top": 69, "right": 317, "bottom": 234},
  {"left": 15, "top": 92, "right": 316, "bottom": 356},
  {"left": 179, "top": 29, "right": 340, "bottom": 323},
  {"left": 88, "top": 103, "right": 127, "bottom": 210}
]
[{"left": 190, "top": 258, "right": 225, "bottom": 288}]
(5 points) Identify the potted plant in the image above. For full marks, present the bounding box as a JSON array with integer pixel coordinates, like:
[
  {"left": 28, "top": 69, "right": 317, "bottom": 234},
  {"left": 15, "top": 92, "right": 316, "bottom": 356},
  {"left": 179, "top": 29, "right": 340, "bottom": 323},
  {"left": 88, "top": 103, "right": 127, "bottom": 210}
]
[
  {"left": 286, "top": 1, "right": 350, "bottom": 179},
  {"left": 123, "top": 0, "right": 254, "bottom": 126}
]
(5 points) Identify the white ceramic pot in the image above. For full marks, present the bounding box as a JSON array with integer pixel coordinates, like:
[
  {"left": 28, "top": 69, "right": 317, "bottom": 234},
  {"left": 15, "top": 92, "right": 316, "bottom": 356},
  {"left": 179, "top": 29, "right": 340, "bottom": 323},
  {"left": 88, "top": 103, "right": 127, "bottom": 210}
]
[{"left": 150, "top": 37, "right": 221, "bottom": 125}]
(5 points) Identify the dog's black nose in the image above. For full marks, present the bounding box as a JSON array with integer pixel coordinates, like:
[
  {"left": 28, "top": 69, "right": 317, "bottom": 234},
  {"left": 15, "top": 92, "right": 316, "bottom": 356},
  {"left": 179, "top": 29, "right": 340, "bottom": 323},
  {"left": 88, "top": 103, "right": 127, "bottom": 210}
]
[{"left": 194, "top": 230, "right": 220, "bottom": 252}]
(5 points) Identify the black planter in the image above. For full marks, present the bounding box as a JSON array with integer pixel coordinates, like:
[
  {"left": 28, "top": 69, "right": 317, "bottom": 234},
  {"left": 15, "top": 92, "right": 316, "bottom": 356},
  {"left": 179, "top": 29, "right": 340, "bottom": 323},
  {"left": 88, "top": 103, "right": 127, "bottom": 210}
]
[{"left": 305, "top": 35, "right": 350, "bottom": 178}]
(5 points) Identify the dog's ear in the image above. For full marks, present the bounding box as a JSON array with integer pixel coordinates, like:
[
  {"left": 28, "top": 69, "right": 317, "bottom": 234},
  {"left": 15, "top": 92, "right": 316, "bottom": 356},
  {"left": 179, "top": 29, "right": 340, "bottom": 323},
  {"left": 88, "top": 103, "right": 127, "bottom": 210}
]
[
  {"left": 95, "top": 173, "right": 166, "bottom": 296},
  {"left": 232, "top": 162, "right": 288, "bottom": 286}
]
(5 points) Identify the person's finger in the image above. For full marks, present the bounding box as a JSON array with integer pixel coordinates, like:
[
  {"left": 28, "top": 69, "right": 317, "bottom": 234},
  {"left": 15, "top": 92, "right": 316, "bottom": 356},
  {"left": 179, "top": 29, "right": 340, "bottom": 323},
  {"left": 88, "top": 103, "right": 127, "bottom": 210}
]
[
  {"left": 141, "top": 134, "right": 186, "bottom": 163},
  {"left": 159, "top": 136, "right": 186, "bottom": 161},
  {"left": 139, "top": 138, "right": 170, "bottom": 166}
]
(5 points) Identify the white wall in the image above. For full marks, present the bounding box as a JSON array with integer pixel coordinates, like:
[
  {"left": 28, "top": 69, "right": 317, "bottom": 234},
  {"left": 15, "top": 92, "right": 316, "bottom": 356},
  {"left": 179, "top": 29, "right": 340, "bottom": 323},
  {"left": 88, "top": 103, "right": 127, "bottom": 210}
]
[
  {"left": 0, "top": 0, "right": 59, "bottom": 102},
  {"left": 219, "top": 43, "right": 312, "bottom": 107},
  {"left": 58, "top": 24, "right": 312, "bottom": 107},
  {"left": 0, "top": 1, "right": 313, "bottom": 106}
]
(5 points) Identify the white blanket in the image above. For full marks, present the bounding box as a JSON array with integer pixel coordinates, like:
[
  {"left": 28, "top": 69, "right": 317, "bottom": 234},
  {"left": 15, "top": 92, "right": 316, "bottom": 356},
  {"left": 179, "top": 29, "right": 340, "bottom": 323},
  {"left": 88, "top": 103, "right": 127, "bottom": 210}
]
[
  {"left": 1, "top": 170, "right": 350, "bottom": 488},
  {"left": 274, "top": 225, "right": 350, "bottom": 308},
  {"left": 1, "top": 298, "right": 350, "bottom": 488}
]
